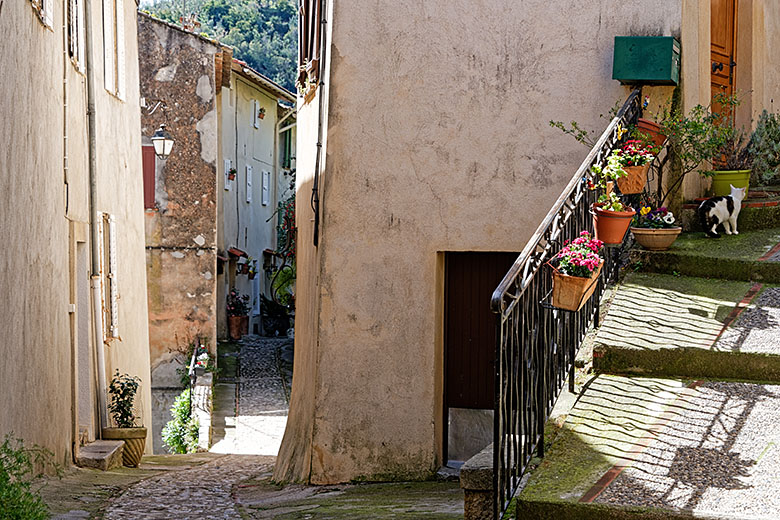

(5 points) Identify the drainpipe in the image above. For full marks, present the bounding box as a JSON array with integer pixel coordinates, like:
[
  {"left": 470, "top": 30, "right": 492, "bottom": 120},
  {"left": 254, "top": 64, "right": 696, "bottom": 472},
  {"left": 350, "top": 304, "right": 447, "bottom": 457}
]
[{"left": 84, "top": 0, "right": 109, "bottom": 432}]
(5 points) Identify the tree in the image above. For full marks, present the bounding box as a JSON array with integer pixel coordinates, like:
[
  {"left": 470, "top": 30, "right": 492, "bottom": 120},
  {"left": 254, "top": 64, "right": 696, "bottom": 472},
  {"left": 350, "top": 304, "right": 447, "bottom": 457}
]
[{"left": 141, "top": 0, "right": 298, "bottom": 92}]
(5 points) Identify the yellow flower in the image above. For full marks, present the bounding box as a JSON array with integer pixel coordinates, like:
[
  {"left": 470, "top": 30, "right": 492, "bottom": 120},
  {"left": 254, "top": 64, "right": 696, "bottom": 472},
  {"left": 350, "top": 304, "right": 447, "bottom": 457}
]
[
  {"left": 641, "top": 206, "right": 651, "bottom": 216},
  {"left": 617, "top": 124, "right": 627, "bottom": 139}
]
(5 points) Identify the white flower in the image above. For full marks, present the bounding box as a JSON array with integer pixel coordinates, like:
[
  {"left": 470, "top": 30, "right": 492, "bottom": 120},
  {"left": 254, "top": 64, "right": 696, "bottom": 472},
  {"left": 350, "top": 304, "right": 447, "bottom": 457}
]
[
  {"left": 663, "top": 215, "right": 675, "bottom": 225},
  {"left": 197, "top": 353, "right": 209, "bottom": 362}
]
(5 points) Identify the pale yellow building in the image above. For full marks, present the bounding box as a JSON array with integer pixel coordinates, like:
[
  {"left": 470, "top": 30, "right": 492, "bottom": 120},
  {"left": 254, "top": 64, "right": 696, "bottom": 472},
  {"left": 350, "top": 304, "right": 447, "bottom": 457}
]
[
  {"left": 0, "top": 0, "right": 153, "bottom": 461},
  {"left": 276, "top": 0, "right": 780, "bottom": 484}
]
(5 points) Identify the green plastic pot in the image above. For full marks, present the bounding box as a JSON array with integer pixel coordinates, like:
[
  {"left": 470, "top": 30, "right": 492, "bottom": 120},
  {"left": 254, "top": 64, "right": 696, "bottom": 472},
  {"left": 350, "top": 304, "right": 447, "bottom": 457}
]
[{"left": 710, "top": 170, "right": 750, "bottom": 197}]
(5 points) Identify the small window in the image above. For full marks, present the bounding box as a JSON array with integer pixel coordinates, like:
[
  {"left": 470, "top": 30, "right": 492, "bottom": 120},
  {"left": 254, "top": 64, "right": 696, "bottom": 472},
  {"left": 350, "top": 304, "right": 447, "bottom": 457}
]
[
  {"left": 297, "top": 0, "right": 323, "bottom": 102},
  {"left": 246, "top": 165, "right": 253, "bottom": 203},
  {"left": 103, "top": 0, "right": 125, "bottom": 98},
  {"left": 68, "top": 0, "right": 86, "bottom": 71},
  {"left": 261, "top": 170, "right": 270, "bottom": 206}
]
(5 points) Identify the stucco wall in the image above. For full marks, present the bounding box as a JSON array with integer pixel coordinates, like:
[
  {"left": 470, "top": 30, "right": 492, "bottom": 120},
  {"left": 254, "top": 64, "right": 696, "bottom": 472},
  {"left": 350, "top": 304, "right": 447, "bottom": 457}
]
[
  {"left": 138, "top": 15, "right": 219, "bottom": 386},
  {"left": 0, "top": 1, "right": 153, "bottom": 459},
  {"left": 277, "top": 0, "right": 685, "bottom": 484}
]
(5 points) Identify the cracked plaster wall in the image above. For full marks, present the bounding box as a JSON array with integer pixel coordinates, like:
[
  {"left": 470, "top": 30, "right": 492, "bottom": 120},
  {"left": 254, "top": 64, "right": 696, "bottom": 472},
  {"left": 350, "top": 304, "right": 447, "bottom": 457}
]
[{"left": 139, "top": 15, "right": 219, "bottom": 386}]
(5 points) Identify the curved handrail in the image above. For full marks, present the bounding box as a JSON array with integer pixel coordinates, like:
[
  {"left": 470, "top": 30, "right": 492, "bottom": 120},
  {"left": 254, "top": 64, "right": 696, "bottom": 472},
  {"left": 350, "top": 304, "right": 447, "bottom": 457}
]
[{"left": 490, "top": 88, "right": 641, "bottom": 314}]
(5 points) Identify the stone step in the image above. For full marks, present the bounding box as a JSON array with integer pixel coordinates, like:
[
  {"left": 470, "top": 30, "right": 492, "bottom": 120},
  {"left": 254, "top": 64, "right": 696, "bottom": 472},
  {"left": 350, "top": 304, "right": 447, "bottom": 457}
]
[
  {"left": 75, "top": 440, "right": 124, "bottom": 471},
  {"left": 632, "top": 228, "right": 780, "bottom": 283},
  {"left": 680, "top": 196, "right": 780, "bottom": 232},
  {"left": 517, "top": 375, "right": 780, "bottom": 519},
  {"left": 593, "top": 272, "right": 780, "bottom": 382}
]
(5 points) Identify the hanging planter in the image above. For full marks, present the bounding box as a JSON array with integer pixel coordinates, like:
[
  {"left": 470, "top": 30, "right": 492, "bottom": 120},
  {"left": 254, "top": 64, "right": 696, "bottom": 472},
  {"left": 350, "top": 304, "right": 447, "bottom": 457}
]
[
  {"left": 616, "top": 163, "right": 650, "bottom": 194},
  {"left": 592, "top": 204, "right": 636, "bottom": 245},
  {"left": 548, "top": 231, "right": 604, "bottom": 312},
  {"left": 637, "top": 118, "right": 666, "bottom": 148}
]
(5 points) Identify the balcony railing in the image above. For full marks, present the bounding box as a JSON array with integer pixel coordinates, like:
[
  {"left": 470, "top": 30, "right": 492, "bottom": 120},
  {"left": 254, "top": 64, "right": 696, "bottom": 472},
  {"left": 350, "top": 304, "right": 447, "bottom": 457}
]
[{"left": 490, "top": 88, "right": 642, "bottom": 518}]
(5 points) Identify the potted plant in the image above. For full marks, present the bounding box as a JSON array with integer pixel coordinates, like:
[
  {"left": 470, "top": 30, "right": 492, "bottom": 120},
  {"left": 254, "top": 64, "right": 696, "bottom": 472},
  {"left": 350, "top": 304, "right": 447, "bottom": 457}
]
[
  {"left": 227, "top": 167, "right": 237, "bottom": 181},
  {"left": 590, "top": 153, "right": 636, "bottom": 244},
  {"left": 636, "top": 95, "right": 667, "bottom": 148},
  {"left": 613, "top": 139, "right": 656, "bottom": 194},
  {"left": 549, "top": 231, "right": 604, "bottom": 311},
  {"left": 248, "top": 259, "right": 257, "bottom": 280},
  {"left": 709, "top": 120, "right": 753, "bottom": 197},
  {"left": 102, "top": 370, "right": 147, "bottom": 467},
  {"left": 258, "top": 107, "right": 266, "bottom": 120},
  {"left": 226, "top": 289, "right": 250, "bottom": 340},
  {"left": 631, "top": 206, "right": 682, "bottom": 251}
]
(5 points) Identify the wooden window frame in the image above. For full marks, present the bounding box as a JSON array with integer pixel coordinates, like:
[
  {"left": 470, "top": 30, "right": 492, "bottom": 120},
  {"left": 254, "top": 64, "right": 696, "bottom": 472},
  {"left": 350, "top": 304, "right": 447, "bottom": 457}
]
[
  {"left": 30, "top": 0, "right": 53, "bottom": 28},
  {"left": 297, "top": 0, "right": 323, "bottom": 102},
  {"left": 103, "top": 0, "right": 125, "bottom": 99}
]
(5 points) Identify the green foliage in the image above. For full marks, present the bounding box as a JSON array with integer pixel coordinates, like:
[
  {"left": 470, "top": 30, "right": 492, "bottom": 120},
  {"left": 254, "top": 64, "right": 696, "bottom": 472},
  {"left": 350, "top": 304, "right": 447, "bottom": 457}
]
[
  {"left": 271, "top": 262, "right": 295, "bottom": 307},
  {"left": 0, "top": 435, "right": 59, "bottom": 520},
  {"left": 161, "top": 390, "right": 200, "bottom": 454},
  {"left": 227, "top": 289, "right": 251, "bottom": 317},
  {"left": 750, "top": 110, "right": 780, "bottom": 185},
  {"left": 175, "top": 338, "right": 218, "bottom": 388},
  {"left": 107, "top": 370, "right": 141, "bottom": 428},
  {"left": 143, "top": 0, "right": 297, "bottom": 92}
]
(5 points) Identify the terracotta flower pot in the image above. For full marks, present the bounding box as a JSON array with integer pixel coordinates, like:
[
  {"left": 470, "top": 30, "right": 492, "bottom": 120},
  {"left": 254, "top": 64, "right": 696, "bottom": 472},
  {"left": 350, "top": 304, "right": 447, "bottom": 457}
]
[
  {"left": 228, "top": 315, "right": 248, "bottom": 340},
  {"left": 101, "top": 427, "right": 147, "bottom": 467},
  {"left": 710, "top": 169, "right": 750, "bottom": 197},
  {"left": 631, "top": 227, "right": 682, "bottom": 251},
  {"left": 637, "top": 118, "right": 666, "bottom": 148},
  {"left": 551, "top": 261, "right": 603, "bottom": 312},
  {"left": 617, "top": 163, "right": 650, "bottom": 194},
  {"left": 239, "top": 263, "right": 249, "bottom": 274},
  {"left": 592, "top": 205, "right": 636, "bottom": 245},
  {"left": 228, "top": 173, "right": 236, "bottom": 181}
]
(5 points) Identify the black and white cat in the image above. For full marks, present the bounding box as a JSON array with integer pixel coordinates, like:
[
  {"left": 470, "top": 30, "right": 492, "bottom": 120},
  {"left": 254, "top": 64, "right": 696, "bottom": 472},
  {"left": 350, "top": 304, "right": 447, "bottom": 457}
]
[{"left": 698, "top": 184, "right": 746, "bottom": 238}]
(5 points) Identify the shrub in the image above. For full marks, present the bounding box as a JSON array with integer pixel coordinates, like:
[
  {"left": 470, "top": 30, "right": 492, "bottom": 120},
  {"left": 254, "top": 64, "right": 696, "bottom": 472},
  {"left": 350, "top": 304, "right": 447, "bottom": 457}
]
[
  {"left": 161, "top": 389, "right": 199, "bottom": 454},
  {"left": 0, "top": 435, "right": 58, "bottom": 520},
  {"left": 107, "top": 370, "right": 141, "bottom": 428},
  {"left": 751, "top": 110, "right": 780, "bottom": 185}
]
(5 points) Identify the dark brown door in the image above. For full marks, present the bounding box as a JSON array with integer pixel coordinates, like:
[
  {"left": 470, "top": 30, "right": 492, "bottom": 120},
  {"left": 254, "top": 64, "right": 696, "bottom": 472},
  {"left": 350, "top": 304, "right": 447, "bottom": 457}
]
[
  {"left": 444, "top": 252, "right": 518, "bottom": 410},
  {"left": 711, "top": 0, "right": 737, "bottom": 113}
]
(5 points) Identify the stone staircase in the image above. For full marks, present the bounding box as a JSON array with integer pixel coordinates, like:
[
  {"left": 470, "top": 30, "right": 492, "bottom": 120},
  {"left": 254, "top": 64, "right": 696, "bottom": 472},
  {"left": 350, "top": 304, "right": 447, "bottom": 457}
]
[{"left": 515, "top": 212, "right": 780, "bottom": 519}]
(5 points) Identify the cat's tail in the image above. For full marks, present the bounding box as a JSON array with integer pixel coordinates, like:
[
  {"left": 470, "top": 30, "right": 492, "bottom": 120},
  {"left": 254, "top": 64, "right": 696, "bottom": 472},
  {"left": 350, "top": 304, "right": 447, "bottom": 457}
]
[{"left": 698, "top": 202, "right": 721, "bottom": 238}]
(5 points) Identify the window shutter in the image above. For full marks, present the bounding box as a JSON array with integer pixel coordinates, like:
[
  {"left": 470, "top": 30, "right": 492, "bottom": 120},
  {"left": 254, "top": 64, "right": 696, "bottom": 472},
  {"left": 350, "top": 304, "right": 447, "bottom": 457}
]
[
  {"left": 43, "top": 0, "right": 53, "bottom": 27},
  {"left": 77, "top": 0, "right": 86, "bottom": 71},
  {"left": 142, "top": 145, "right": 156, "bottom": 209},
  {"left": 262, "top": 170, "right": 270, "bottom": 206},
  {"left": 253, "top": 100, "right": 260, "bottom": 129},
  {"left": 246, "top": 165, "right": 253, "bottom": 203},
  {"left": 107, "top": 215, "right": 119, "bottom": 337},
  {"left": 96, "top": 212, "right": 107, "bottom": 341},
  {"left": 224, "top": 159, "right": 232, "bottom": 191},
  {"left": 103, "top": 0, "right": 115, "bottom": 93},
  {"left": 115, "top": 0, "right": 125, "bottom": 99}
]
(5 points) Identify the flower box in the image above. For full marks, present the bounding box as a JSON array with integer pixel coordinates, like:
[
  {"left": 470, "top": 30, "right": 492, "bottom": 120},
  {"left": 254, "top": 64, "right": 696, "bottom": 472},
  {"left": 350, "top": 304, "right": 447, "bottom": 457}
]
[{"left": 551, "top": 260, "right": 603, "bottom": 311}]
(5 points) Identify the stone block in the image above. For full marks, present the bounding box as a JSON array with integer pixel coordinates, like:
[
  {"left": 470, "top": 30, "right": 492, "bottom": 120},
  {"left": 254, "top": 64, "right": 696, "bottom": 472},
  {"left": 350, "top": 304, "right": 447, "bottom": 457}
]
[
  {"left": 460, "top": 443, "right": 494, "bottom": 520},
  {"left": 75, "top": 440, "right": 124, "bottom": 471}
]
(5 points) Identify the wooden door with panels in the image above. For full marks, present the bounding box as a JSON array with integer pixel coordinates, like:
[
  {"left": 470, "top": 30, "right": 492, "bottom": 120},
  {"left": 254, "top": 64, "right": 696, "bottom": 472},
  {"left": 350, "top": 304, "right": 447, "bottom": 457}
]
[{"left": 711, "top": 0, "right": 738, "bottom": 115}]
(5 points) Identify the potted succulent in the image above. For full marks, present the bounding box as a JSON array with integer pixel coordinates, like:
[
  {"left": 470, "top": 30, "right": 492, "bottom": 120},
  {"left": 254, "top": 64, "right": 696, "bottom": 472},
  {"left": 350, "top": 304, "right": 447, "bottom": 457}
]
[
  {"left": 590, "top": 153, "right": 636, "bottom": 244},
  {"left": 102, "top": 370, "right": 147, "bottom": 467},
  {"left": 631, "top": 206, "right": 682, "bottom": 251},
  {"left": 226, "top": 289, "right": 250, "bottom": 340},
  {"left": 549, "top": 231, "right": 604, "bottom": 311}
]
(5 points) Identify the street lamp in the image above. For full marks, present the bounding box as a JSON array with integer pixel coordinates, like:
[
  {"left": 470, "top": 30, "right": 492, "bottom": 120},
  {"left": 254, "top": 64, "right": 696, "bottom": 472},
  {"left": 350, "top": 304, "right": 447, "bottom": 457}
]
[{"left": 151, "top": 124, "right": 174, "bottom": 160}]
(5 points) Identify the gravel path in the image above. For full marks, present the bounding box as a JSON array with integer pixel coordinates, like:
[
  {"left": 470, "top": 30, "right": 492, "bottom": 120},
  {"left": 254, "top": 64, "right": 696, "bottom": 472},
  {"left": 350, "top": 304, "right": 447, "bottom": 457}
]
[
  {"left": 715, "top": 288, "right": 780, "bottom": 354},
  {"left": 104, "top": 455, "right": 274, "bottom": 519},
  {"left": 595, "top": 382, "right": 780, "bottom": 518}
]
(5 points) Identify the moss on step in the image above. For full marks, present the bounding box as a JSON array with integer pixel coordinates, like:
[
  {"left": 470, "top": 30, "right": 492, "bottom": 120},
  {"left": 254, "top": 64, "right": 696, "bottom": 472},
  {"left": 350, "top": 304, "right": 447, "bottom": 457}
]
[
  {"left": 632, "top": 250, "right": 780, "bottom": 282},
  {"left": 681, "top": 204, "right": 780, "bottom": 232},
  {"left": 665, "top": 228, "right": 780, "bottom": 261}
]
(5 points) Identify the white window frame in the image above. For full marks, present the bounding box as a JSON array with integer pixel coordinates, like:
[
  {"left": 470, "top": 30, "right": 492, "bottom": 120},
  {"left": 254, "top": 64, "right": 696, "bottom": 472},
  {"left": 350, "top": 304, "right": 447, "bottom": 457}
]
[
  {"left": 31, "top": 0, "right": 54, "bottom": 28},
  {"left": 68, "top": 0, "right": 86, "bottom": 72},
  {"left": 224, "top": 159, "right": 233, "bottom": 191},
  {"left": 103, "top": 0, "right": 125, "bottom": 99},
  {"left": 252, "top": 100, "right": 260, "bottom": 129},
  {"left": 261, "top": 170, "right": 270, "bottom": 206},
  {"left": 246, "top": 165, "right": 253, "bottom": 203}
]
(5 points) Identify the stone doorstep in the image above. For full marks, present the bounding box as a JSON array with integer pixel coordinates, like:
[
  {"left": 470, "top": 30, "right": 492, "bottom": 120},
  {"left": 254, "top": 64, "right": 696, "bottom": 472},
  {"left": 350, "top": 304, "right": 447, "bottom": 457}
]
[
  {"left": 75, "top": 440, "right": 124, "bottom": 471},
  {"left": 460, "top": 443, "right": 493, "bottom": 520}
]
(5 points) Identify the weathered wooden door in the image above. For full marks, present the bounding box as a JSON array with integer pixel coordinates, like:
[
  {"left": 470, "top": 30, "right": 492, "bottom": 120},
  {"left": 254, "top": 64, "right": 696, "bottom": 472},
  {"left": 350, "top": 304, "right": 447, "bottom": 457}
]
[
  {"left": 444, "top": 252, "right": 517, "bottom": 410},
  {"left": 711, "top": 0, "right": 737, "bottom": 112}
]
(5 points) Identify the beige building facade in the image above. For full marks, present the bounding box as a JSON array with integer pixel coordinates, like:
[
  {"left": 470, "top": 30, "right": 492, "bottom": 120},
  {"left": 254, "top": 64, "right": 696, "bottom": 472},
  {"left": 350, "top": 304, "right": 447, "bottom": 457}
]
[
  {"left": 276, "top": 0, "right": 780, "bottom": 484},
  {"left": 1, "top": 0, "right": 153, "bottom": 462}
]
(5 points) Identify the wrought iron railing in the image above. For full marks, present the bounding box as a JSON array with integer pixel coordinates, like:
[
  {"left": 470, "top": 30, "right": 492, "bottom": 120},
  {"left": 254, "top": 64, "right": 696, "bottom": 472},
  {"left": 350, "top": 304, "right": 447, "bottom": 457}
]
[{"left": 491, "top": 88, "right": 642, "bottom": 518}]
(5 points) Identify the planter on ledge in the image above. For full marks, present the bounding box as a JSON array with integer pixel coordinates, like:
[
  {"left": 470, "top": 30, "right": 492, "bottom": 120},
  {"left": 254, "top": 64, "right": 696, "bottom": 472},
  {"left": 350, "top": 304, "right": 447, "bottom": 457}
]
[
  {"left": 228, "top": 315, "right": 249, "bottom": 340},
  {"left": 711, "top": 169, "right": 750, "bottom": 197},
  {"left": 637, "top": 118, "right": 666, "bottom": 148},
  {"left": 631, "top": 226, "right": 682, "bottom": 251}
]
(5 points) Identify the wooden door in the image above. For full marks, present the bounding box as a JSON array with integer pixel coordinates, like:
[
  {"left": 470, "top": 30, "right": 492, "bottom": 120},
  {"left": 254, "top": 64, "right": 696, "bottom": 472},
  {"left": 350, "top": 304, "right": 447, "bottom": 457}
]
[
  {"left": 711, "top": 0, "right": 737, "bottom": 113},
  {"left": 444, "top": 252, "right": 518, "bottom": 410}
]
